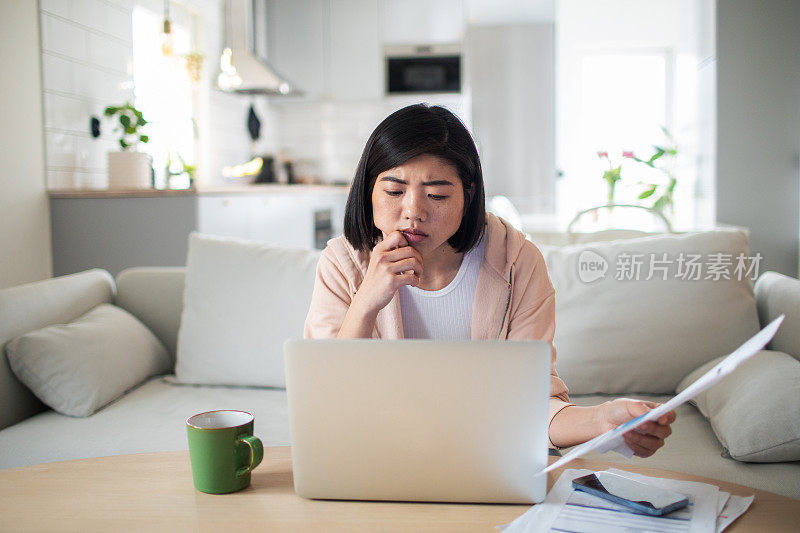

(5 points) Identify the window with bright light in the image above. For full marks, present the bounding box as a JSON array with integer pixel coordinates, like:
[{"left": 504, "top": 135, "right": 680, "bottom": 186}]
[
  {"left": 132, "top": 5, "right": 196, "bottom": 188},
  {"left": 557, "top": 52, "right": 675, "bottom": 228},
  {"left": 581, "top": 53, "right": 667, "bottom": 172}
]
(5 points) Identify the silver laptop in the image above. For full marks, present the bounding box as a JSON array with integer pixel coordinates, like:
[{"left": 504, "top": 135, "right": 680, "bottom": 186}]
[{"left": 283, "top": 339, "right": 551, "bottom": 504}]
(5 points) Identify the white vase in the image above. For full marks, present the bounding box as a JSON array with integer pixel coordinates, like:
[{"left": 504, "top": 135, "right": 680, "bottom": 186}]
[{"left": 107, "top": 151, "right": 152, "bottom": 189}]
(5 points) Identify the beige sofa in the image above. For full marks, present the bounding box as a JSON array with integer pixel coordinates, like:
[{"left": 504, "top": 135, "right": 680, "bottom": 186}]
[{"left": 1, "top": 229, "right": 798, "bottom": 499}]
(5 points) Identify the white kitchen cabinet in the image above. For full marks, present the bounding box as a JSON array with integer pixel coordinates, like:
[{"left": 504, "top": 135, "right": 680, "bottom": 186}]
[
  {"left": 380, "top": 0, "right": 465, "bottom": 45},
  {"left": 197, "top": 196, "right": 250, "bottom": 238},
  {"left": 199, "top": 190, "right": 348, "bottom": 249},
  {"left": 329, "top": 0, "right": 382, "bottom": 100},
  {"left": 248, "top": 194, "right": 313, "bottom": 247},
  {"left": 266, "top": 0, "right": 327, "bottom": 99}
]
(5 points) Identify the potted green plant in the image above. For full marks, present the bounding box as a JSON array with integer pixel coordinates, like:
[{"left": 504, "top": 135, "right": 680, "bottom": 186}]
[{"left": 104, "top": 102, "right": 152, "bottom": 189}]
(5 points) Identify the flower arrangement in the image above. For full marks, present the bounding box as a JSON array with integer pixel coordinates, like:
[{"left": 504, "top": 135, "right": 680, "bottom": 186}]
[
  {"left": 597, "top": 127, "right": 678, "bottom": 214},
  {"left": 631, "top": 127, "right": 678, "bottom": 213},
  {"left": 596, "top": 150, "right": 625, "bottom": 205}
]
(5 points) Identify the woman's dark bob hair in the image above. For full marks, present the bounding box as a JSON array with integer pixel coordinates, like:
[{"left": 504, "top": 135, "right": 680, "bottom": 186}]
[{"left": 344, "top": 103, "right": 486, "bottom": 253}]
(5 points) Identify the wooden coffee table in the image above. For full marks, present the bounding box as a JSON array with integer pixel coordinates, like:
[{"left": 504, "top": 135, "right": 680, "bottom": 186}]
[{"left": 0, "top": 447, "right": 796, "bottom": 531}]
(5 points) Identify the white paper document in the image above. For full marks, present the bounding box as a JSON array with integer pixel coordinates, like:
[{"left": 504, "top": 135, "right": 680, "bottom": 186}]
[
  {"left": 501, "top": 468, "right": 719, "bottom": 533},
  {"left": 715, "top": 494, "right": 754, "bottom": 532},
  {"left": 541, "top": 314, "right": 785, "bottom": 474}
]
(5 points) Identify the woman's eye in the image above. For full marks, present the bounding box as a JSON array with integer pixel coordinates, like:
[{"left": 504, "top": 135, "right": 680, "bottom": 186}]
[
  {"left": 385, "top": 190, "right": 402, "bottom": 196},
  {"left": 429, "top": 194, "right": 448, "bottom": 200}
]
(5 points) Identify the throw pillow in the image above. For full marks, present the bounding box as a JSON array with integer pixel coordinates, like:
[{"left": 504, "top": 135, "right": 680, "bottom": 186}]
[
  {"left": 175, "top": 233, "right": 321, "bottom": 388},
  {"left": 677, "top": 349, "right": 800, "bottom": 462},
  {"left": 539, "top": 229, "right": 761, "bottom": 394},
  {"left": 6, "top": 303, "right": 171, "bottom": 417},
  {"left": 755, "top": 271, "right": 800, "bottom": 362}
]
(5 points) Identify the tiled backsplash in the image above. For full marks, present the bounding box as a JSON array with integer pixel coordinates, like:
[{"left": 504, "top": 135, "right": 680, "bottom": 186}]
[
  {"left": 40, "top": 0, "right": 134, "bottom": 188},
  {"left": 272, "top": 95, "right": 470, "bottom": 184}
]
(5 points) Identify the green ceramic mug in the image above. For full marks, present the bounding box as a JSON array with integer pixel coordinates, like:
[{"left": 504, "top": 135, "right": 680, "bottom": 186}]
[{"left": 186, "top": 410, "right": 264, "bottom": 494}]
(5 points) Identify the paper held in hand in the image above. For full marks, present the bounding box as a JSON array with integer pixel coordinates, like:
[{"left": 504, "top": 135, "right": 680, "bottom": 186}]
[{"left": 541, "top": 314, "right": 786, "bottom": 475}]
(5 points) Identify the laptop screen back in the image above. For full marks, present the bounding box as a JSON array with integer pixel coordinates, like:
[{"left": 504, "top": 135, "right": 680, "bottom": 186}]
[{"left": 284, "top": 339, "right": 551, "bottom": 504}]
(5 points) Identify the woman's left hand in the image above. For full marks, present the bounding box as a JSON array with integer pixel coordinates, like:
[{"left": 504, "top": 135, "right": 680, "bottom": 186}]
[{"left": 596, "top": 399, "right": 676, "bottom": 458}]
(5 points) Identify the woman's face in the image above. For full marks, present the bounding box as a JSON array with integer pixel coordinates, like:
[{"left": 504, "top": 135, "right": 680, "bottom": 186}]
[{"left": 371, "top": 154, "right": 466, "bottom": 257}]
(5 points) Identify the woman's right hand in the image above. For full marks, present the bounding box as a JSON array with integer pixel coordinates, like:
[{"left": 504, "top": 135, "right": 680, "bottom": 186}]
[{"left": 352, "top": 230, "right": 424, "bottom": 316}]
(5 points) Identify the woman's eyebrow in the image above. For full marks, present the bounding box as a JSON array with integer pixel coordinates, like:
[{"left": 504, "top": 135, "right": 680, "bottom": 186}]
[{"left": 378, "top": 176, "right": 455, "bottom": 186}]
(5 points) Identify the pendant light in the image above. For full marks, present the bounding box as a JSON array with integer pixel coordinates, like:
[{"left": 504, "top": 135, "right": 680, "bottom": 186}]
[{"left": 161, "top": 0, "right": 174, "bottom": 57}]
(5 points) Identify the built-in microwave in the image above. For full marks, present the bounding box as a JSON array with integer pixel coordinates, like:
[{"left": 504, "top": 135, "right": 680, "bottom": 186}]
[{"left": 384, "top": 44, "right": 461, "bottom": 95}]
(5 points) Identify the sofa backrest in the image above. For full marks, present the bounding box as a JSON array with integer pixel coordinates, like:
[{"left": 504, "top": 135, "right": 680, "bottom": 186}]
[
  {"left": 3, "top": 231, "right": 785, "bottom": 429},
  {"left": 0, "top": 269, "right": 115, "bottom": 431},
  {"left": 540, "top": 229, "right": 762, "bottom": 395},
  {"left": 115, "top": 267, "right": 187, "bottom": 365}
]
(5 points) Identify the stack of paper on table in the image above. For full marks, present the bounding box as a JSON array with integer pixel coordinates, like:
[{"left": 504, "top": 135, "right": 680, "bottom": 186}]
[{"left": 499, "top": 468, "right": 753, "bottom": 533}]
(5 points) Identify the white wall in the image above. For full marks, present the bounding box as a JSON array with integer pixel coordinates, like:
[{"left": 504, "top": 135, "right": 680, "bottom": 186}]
[
  {"left": 465, "top": 0, "right": 554, "bottom": 24},
  {"left": 716, "top": 0, "right": 800, "bottom": 277},
  {"left": 467, "top": 23, "right": 555, "bottom": 212},
  {"left": 0, "top": 1, "right": 53, "bottom": 289}
]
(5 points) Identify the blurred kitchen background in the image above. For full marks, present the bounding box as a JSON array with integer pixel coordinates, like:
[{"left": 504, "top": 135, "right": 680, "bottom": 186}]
[{"left": 2, "top": 0, "right": 799, "bottom": 286}]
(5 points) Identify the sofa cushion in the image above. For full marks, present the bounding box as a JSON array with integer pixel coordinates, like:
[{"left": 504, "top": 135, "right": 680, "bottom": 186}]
[
  {"left": 175, "top": 233, "right": 320, "bottom": 388},
  {"left": 0, "top": 376, "right": 290, "bottom": 470},
  {"left": 5, "top": 304, "right": 171, "bottom": 417},
  {"left": 540, "top": 230, "right": 761, "bottom": 394},
  {"left": 0, "top": 269, "right": 115, "bottom": 430},
  {"left": 677, "top": 349, "right": 800, "bottom": 462},
  {"left": 755, "top": 271, "right": 800, "bottom": 361}
]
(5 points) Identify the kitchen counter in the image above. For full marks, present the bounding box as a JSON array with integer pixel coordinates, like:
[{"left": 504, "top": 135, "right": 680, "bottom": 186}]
[
  {"left": 48, "top": 185, "right": 350, "bottom": 277},
  {"left": 198, "top": 184, "right": 350, "bottom": 195},
  {"left": 47, "top": 184, "right": 350, "bottom": 199},
  {"left": 48, "top": 188, "right": 199, "bottom": 198}
]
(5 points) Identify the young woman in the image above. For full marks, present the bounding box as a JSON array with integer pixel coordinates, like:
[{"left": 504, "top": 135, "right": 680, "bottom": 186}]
[{"left": 305, "top": 103, "right": 675, "bottom": 454}]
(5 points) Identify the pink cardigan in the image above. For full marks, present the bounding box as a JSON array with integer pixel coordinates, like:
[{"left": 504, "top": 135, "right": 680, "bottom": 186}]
[{"left": 304, "top": 213, "right": 574, "bottom": 444}]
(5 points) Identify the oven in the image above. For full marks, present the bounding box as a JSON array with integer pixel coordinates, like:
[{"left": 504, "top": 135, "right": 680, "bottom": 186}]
[{"left": 384, "top": 44, "right": 461, "bottom": 94}]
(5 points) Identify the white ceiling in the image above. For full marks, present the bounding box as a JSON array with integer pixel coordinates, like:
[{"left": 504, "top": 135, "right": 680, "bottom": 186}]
[{"left": 465, "top": 0, "right": 555, "bottom": 25}]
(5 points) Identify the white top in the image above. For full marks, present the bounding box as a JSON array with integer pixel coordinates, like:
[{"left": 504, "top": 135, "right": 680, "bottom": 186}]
[{"left": 399, "top": 235, "right": 487, "bottom": 339}]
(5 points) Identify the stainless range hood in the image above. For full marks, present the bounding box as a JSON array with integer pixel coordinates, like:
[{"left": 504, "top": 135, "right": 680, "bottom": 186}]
[{"left": 217, "top": 0, "right": 302, "bottom": 96}]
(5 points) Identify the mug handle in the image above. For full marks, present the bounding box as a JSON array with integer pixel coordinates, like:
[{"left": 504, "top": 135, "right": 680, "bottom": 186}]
[{"left": 235, "top": 435, "right": 264, "bottom": 477}]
